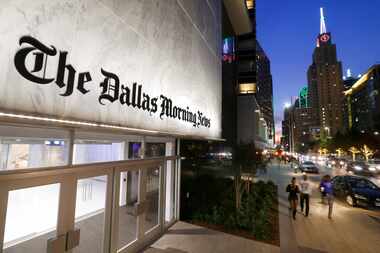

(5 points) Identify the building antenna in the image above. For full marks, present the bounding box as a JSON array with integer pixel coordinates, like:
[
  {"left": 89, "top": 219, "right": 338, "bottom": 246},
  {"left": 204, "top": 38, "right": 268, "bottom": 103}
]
[{"left": 320, "top": 7, "right": 327, "bottom": 34}]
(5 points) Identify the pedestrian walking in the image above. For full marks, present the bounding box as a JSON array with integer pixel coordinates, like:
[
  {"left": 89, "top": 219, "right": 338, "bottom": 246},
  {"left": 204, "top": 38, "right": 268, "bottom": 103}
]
[
  {"left": 319, "top": 175, "right": 327, "bottom": 204},
  {"left": 286, "top": 177, "right": 300, "bottom": 220},
  {"left": 300, "top": 174, "right": 311, "bottom": 216},
  {"left": 320, "top": 175, "right": 334, "bottom": 219}
]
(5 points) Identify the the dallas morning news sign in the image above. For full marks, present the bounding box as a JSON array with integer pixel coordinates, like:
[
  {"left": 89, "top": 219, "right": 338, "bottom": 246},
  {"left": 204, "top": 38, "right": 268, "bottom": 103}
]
[{"left": 0, "top": 0, "right": 221, "bottom": 138}]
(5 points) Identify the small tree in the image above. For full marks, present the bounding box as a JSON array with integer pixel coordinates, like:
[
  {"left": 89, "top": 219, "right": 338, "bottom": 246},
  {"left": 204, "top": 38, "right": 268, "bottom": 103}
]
[
  {"left": 336, "top": 148, "right": 343, "bottom": 157},
  {"left": 361, "top": 145, "right": 374, "bottom": 162},
  {"left": 349, "top": 146, "right": 360, "bottom": 161},
  {"left": 234, "top": 143, "right": 257, "bottom": 210}
]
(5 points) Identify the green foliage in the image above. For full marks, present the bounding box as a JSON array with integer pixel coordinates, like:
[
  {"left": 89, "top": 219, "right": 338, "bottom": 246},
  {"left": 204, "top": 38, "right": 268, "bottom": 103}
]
[{"left": 189, "top": 180, "right": 277, "bottom": 241}]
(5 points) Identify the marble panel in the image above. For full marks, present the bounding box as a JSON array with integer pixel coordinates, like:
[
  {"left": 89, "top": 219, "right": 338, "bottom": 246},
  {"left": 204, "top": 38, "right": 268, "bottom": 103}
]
[{"left": 0, "top": 0, "right": 222, "bottom": 138}]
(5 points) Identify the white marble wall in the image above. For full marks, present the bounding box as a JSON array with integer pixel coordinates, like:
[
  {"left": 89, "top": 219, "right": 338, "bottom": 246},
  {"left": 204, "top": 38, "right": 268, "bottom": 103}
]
[{"left": 0, "top": 0, "right": 222, "bottom": 139}]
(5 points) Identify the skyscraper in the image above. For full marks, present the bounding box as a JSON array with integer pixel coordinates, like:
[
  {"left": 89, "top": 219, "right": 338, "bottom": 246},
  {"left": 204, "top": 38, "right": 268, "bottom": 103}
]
[
  {"left": 299, "top": 87, "right": 309, "bottom": 108},
  {"left": 256, "top": 41, "right": 275, "bottom": 144},
  {"left": 307, "top": 8, "right": 345, "bottom": 137}
]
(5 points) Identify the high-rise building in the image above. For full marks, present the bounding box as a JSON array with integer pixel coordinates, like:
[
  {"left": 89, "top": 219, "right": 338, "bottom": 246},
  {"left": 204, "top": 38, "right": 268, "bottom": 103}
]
[
  {"left": 343, "top": 69, "right": 359, "bottom": 91},
  {"left": 345, "top": 64, "right": 380, "bottom": 133},
  {"left": 281, "top": 106, "right": 292, "bottom": 151},
  {"left": 342, "top": 69, "right": 359, "bottom": 131},
  {"left": 256, "top": 41, "right": 275, "bottom": 145},
  {"left": 235, "top": 0, "right": 270, "bottom": 148},
  {"left": 307, "top": 8, "right": 345, "bottom": 137},
  {"left": 299, "top": 87, "right": 309, "bottom": 108}
]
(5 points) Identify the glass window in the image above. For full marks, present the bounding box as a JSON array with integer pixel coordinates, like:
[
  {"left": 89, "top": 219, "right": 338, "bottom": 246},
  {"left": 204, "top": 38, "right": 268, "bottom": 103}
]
[
  {"left": 145, "top": 143, "right": 165, "bottom": 158},
  {"left": 73, "top": 140, "right": 124, "bottom": 164},
  {"left": 118, "top": 171, "right": 139, "bottom": 250},
  {"left": 0, "top": 137, "right": 68, "bottom": 170},
  {"left": 144, "top": 167, "right": 160, "bottom": 233},
  {"left": 74, "top": 175, "right": 107, "bottom": 253},
  {"left": 128, "top": 142, "right": 142, "bottom": 159},
  {"left": 3, "top": 184, "right": 60, "bottom": 253}
]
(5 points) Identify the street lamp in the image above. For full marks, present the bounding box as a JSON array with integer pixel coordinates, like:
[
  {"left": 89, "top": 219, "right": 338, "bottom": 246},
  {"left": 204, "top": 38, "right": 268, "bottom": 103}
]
[{"left": 324, "top": 126, "right": 330, "bottom": 138}]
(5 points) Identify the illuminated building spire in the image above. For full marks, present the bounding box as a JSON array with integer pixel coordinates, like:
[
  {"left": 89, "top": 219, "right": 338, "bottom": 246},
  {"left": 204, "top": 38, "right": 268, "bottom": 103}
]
[
  {"left": 320, "top": 7, "right": 327, "bottom": 34},
  {"left": 347, "top": 69, "right": 352, "bottom": 78}
]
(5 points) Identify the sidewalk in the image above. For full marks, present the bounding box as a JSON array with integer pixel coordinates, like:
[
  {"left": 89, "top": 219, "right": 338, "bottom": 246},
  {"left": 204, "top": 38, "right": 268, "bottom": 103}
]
[
  {"left": 266, "top": 162, "right": 380, "bottom": 253},
  {"left": 144, "top": 221, "right": 280, "bottom": 253}
]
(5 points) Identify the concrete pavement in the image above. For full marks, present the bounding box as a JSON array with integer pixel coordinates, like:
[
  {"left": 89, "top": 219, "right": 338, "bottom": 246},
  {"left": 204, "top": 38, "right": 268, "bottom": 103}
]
[
  {"left": 144, "top": 221, "right": 280, "bottom": 253},
  {"left": 264, "top": 160, "right": 380, "bottom": 253}
]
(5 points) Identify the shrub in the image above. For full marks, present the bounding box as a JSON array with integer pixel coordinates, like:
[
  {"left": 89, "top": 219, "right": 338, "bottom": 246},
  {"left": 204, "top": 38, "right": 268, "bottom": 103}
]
[{"left": 189, "top": 180, "right": 277, "bottom": 241}]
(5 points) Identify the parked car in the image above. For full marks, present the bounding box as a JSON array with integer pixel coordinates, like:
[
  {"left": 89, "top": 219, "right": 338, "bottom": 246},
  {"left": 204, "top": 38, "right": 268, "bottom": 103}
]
[
  {"left": 300, "top": 161, "right": 319, "bottom": 173},
  {"left": 332, "top": 175, "right": 380, "bottom": 208}
]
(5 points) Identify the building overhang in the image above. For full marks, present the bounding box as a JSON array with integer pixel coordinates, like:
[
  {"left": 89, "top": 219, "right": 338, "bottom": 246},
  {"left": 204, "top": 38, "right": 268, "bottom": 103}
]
[
  {"left": 223, "top": 0, "right": 252, "bottom": 35},
  {"left": 0, "top": 110, "right": 225, "bottom": 142}
]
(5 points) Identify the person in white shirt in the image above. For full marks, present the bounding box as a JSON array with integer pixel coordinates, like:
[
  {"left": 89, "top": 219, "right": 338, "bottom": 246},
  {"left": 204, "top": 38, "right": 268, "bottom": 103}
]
[{"left": 300, "top": 174, "right": 312, "bottom": 217}]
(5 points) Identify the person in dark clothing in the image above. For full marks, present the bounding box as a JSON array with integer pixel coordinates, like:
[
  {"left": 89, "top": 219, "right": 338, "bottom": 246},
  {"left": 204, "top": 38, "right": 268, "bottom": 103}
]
[
  {"left": 286, "top": 177, "right": 300, "bottom": 220},
  {"left": 319, "top": 175, "right": 328, "bottom": 204},
  {"left": 320, "top": 175, "right": 334, "bottom": 219}
]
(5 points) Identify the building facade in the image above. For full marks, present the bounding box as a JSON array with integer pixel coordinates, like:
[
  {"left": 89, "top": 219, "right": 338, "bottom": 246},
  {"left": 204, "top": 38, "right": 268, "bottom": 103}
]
[
  {"left": 256, "top": 41, "right": 275, "bottom": 146},
  {"left": 292, "top": 107, "right": 317, "bottom": 152},
  {"left": 0, "top": 1, "right": 233, "bottom": 253},
  {"left": 307, "top": 8, "right": 345, "bottom": 137},
  {"left": 345, "top": 65, "right": 380, "bottom": 133},
  {"left": 281, "top": 107, "right": 292, "bottom": 151}
]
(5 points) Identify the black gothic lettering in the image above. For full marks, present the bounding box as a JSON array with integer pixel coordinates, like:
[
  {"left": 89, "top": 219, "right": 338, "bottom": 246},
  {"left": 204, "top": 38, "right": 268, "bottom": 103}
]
[
  {"left": 137, "top": 84, "right": 142, "bottom": 109},
  {"left": 99, "top": 68, "right": 120, "bottom": 105},
  {"left": 13, "top": 35, "right": 212, "bottom": 129},
  {"left": 120, "top": 85, "right": 131, "bottom": 106},
  {"left": 77, "top": 72, "right": 92, "bottom": 94},
  {"left": 151, "top": 97, "right": 158, "bottom": 113},
  {"left": 14, "top": 35, "right": 57, "bottom": 84},
  {"left": 56, "top": 51, "right": 76, "bottom": 96},
  {"left": 142, "top": 93, "right": 151, "bottom": 111}
]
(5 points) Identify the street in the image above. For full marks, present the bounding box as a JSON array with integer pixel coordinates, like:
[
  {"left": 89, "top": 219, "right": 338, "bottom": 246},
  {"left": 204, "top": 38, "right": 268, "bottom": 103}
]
[{"left": 259, "top": 160, "right": 380, "bottom": 253}]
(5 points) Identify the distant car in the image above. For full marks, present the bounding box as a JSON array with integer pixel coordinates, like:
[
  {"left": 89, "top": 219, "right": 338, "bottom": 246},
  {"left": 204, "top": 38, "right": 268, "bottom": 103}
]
[
  {"left": 336, "top": 158, "right": 348, "bottom": 168},
  {"left": 300, "top": 161, "right": 319, "bottom": 173},
  {"left": 332, "top": 175, "right": 380, "bottom": 208},
  {"left": 327, "top": 157, "right": 347, "bottom": 169},
  {"left": 327, "top": 157, "right": 338, "bottom": 167},
  {"left": 366, "top": 159, "right": 380, "bottom": 175},
  {"left": 346, "top": 161, "right": 372, "bottom": 176}
]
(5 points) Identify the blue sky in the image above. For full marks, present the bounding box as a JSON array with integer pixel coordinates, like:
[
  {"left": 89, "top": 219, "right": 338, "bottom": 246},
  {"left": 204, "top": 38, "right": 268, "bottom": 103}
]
[{"left": 256, "top": 0, "right": 380, "bottom": 139}]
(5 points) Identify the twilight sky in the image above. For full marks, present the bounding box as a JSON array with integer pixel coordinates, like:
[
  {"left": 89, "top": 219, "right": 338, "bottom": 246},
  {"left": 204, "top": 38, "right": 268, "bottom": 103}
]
[{"left": 256, "top": 0, "right": 380, "bottom": 141}]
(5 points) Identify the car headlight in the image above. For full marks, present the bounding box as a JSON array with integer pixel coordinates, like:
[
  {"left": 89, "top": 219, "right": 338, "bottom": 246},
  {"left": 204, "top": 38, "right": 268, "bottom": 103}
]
[
  {"left": 354, "top": 194, "right": 367, "bottom": 200},
  {"left": 340, "top": 161, "right": 345, "bottom": 165},
  {"left": 331, "top": 161, "right": 336, "bottom": 165},
  {"left": 369, "top": 167, "right": 377, "bottom": 172},
  {"left": 354, "top": 166, "right": 363, "bottom": 171}
]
